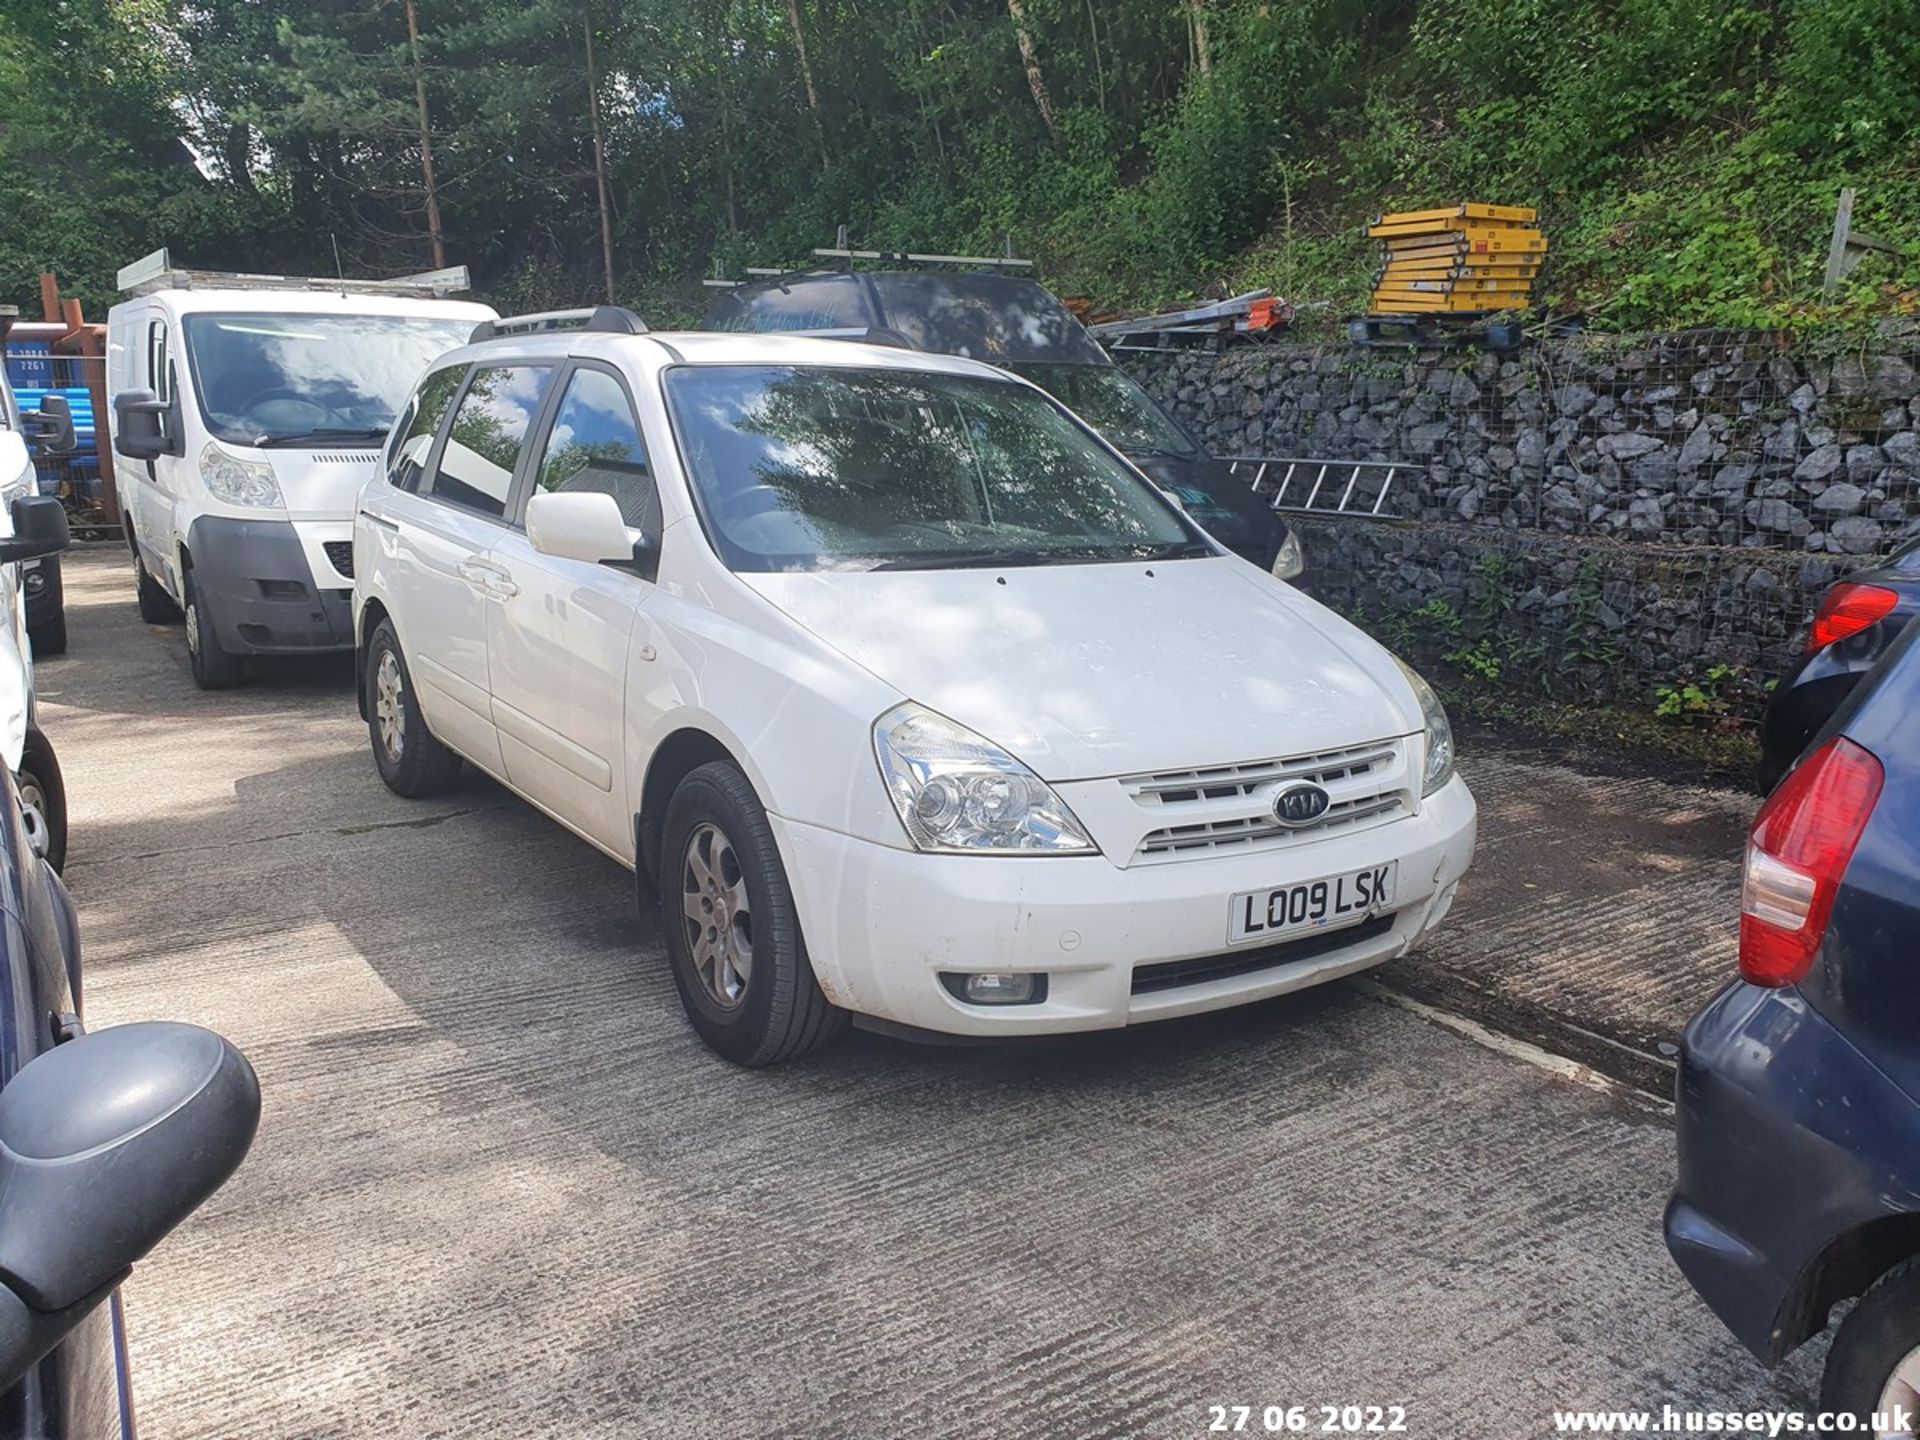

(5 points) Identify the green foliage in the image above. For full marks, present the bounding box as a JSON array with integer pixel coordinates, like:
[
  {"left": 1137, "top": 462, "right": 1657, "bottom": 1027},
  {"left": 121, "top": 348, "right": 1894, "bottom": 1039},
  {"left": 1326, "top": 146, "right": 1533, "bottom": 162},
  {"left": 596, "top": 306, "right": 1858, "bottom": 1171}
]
[
  {"left": 1654, "top": 665, "right": 1738, "bottom": 723},
  {"left": 3, "top": 0, "right": 1919, "bottom": 330}
]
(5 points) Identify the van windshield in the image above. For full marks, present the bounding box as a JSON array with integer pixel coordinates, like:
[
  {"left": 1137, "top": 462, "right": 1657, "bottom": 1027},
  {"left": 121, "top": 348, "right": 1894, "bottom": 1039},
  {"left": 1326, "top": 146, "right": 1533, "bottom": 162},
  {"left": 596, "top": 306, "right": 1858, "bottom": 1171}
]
[
  {"left": 665, "top": 364, "right": 1206, "bottom": 573},
  {"left": 1007, "top": 363, "right": 1198, "bottom": 458},
  {"left": 182, "top": 313, "right": 477, "bottom": 446}
]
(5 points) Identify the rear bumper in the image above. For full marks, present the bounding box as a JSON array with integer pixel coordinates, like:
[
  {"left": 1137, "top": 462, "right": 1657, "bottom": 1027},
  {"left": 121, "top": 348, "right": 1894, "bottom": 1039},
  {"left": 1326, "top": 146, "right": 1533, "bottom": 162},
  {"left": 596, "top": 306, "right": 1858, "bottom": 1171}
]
[
  {"left": 772, "top": 773, "right": 1476, "bottom": 1037},
  {"left": 186, "top": 516, "right": 352, "bottom": 655},
  {"left": 1666, "top": 982, "right": 1920, "bottom": 1363}
]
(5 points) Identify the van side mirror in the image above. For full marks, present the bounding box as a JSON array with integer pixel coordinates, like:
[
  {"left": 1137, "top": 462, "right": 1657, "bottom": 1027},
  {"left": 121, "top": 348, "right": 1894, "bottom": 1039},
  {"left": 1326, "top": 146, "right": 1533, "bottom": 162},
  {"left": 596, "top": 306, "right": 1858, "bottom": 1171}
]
[
  {"left": 526, "top": 490, "right": 639, "bottom": 566},
  {"left": 113, "top": 389, "right": 178, "bottom": 461},
  {"left": 0, "top": 1022, "right": 260, "bottom": 1392},
  {"left": 0, "top": 497, "right": 69, "bottom": 565},
  {"left": 21, "top": 395, "right": 75, "bottom": 457}
]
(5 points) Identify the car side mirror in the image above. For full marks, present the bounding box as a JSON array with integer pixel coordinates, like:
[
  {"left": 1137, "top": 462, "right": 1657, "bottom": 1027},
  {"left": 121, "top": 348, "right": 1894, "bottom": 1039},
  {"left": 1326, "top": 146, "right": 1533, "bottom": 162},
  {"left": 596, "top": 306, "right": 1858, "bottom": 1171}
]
[
  {"left": 0, "top": 496, "right": 70, "bottom": 565},
  {"left": 0, "top": 1022, "right": 259, "bottom": 1392},
  {"left": 112, "top": 389, "right": 178, "bottom": 461},
  {"left": 527, "top": 490, "right": 639, "bottom": 566},
  {"left": 22, "top": 395, "right": 75, "bottom": 457}
]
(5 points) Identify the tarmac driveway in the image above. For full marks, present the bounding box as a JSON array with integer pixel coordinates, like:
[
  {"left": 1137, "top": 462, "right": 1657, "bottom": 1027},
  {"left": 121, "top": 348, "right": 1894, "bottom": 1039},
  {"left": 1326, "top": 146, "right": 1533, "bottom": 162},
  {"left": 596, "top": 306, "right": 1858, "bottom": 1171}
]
[{"left": 42, "top": 546, "right": 1815, "bottom": 1439}]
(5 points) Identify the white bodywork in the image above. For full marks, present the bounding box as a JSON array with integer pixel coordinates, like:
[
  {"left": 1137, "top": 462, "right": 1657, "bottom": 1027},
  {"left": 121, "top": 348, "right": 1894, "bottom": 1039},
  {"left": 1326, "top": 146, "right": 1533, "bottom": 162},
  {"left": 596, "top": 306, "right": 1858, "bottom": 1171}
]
[
  {"left": 0, "top": 377, "right": 39, "bottom": 766},
  {"left": 103, "top": 287, "right": 497, "bottom": 619},
  {"left": 355, "top": 331, "right": 1477, "bottom": 1037}
]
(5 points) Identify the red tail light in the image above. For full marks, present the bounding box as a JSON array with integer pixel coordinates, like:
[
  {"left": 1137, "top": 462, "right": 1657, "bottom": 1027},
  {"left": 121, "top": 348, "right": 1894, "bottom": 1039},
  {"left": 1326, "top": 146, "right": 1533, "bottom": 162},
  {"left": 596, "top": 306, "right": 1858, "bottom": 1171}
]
[
  {"left": 1807, "top": 583, "right": 1898, "bottom": 653},
  {"left": 1739, "top": 736, "right": 1883, "bottom": 986}
]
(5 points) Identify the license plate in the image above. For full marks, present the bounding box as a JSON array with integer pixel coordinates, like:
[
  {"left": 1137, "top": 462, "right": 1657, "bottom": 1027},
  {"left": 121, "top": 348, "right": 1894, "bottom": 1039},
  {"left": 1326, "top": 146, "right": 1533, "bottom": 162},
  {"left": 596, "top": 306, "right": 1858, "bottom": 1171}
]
[{"left": 1227, "top": 861, "right": 1398, "bottom": 946}]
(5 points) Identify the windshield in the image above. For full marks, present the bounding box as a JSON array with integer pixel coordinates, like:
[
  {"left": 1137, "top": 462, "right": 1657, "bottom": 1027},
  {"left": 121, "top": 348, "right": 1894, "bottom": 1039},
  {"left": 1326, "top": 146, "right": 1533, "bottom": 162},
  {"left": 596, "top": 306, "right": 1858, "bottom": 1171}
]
[
  {"left": 182, "top": 313, "right": 478, "bottom": 446},
  {"left": 665, "top": 365, "right": 1204, "bottom": 573},
  {"left": 1008, "top": 363, "right": 1198, "bottom": 458}
]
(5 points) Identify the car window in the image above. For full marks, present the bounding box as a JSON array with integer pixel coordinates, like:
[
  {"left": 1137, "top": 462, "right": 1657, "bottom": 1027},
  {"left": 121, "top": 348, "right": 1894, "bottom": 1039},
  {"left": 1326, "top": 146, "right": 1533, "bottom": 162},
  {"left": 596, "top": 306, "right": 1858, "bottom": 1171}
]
[
  {"left": 664, "top": 364, "right": 1202, "bottom": 573},
  {"left": 430, "top": 365, "right": 553, "bottom": 520},
  {"left": 531, "top": 369, "right": 660, "bottom": 533},
  {"left": 705, "top": 273, "right": 872, "bottom": 333},
  {"left": 387, "top": 365, "right": 468, "bottom": 491}
]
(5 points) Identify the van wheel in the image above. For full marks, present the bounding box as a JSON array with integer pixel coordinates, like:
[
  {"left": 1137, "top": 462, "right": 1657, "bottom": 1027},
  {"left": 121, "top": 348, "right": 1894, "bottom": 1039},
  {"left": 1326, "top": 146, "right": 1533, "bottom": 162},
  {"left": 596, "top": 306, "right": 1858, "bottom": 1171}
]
[
  {"left": 183, "top": 572, "right": 243, "bottom": 690},
  {"left": 16, "top": 729, "right": 66, "bottom": 874},
  {"left": 27, "top": 610, "right": 66, "bottom": 657},
  {"left": 660, "top": 761, "right": 846, "bottom": 1066},
  {"left": 1820, "top": 1262, "right": 1920, "bottom": 1432},
  {"left": 134, "top": 549, "right": 181, "bottom": 623},
  {"left": 366, "top": 620, "right": 463, "bottom": 798}
]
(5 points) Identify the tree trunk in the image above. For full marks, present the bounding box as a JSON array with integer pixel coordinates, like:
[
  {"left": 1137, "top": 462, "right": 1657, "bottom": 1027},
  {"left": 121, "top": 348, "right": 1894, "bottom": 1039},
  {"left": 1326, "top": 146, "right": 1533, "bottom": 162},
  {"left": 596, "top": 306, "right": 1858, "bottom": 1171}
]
[
  {"left": 584, "top": 7, "right": 616, "bottom": 303},
  {"left": 783, "top": 0, "right": 829, "bottom": 169},
  {"left": 402, "top": 0, "right": 446, "bottom": 268},
  {"left": 1084, "top": 0, "right": 1106, "bottom": 112},
  {"left": 1188, "top": 0, "right": 1213, "bottom": 76},
  {"left": 1005, "top": 0, "right": 1058, "bottom": 139}
]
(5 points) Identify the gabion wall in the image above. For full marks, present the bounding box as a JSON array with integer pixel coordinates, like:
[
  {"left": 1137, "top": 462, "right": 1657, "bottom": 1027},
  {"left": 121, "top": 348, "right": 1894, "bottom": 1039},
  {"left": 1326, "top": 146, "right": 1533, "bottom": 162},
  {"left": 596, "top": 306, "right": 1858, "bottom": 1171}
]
[{"left": 1121, "top": 330, "right": 1920, "bottom": 717}]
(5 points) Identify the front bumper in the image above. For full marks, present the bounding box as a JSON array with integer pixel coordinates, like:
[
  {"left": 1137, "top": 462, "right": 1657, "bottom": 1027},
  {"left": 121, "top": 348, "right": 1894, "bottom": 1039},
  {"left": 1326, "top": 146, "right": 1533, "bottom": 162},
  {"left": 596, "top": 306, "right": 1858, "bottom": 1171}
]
[
  {"left": 1665, "top": 982, "right": 1920, "bottom": 1363},
  {"left": 186, "top": 516, "right": 353, "bottom": 655},
  {"left": 773, "top": 773, "right": 1476, "bottom": 1037},
  {"left": 21, "top": 554, "right": 60, "bottom": 630}
]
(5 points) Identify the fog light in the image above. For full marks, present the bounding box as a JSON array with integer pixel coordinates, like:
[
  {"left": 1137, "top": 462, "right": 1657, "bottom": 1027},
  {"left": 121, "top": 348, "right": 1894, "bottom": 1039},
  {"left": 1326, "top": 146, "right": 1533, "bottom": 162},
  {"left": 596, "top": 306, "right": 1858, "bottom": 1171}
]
[
  {"left": 23, "top": 572, "right": 43, "bottom": 595},
  {"left": 940, "top": 972, "right": 1046, "bottom": 1006}
]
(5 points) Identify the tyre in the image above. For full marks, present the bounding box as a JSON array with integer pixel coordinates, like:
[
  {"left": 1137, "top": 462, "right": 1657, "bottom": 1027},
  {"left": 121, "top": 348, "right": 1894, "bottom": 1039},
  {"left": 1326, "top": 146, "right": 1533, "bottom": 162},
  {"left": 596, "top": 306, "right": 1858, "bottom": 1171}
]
[
  {"left": 1820, "top": 1260, "right": 1920, "bottom": 1433},
  {"left": 27, "top": 609, "right": 66, "bottom": 658},
  {"left": 660, "top": 761, "right": 846, "bottom": 1066},
  {"left": 17, "top": 728, "right": 67, "bottom": 874},
  {"left": 183, "top": 571, "right": 243, "bottom": 690},
  {"left": 365, "top": 619, "right": 463, "bottom": 798},
  {"left": 134, "top": 546, "right": 182, "bottom": 624}
]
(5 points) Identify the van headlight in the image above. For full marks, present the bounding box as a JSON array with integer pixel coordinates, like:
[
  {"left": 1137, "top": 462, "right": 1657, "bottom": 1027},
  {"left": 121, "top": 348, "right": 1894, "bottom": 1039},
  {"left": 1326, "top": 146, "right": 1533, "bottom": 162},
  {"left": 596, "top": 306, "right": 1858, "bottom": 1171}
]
[
  {"left": 200, "top": 444, "right": 284, "bottom": 508},
  {"left": 1393, "top": 657, "right": 1455, "bottom": 795},
  {"left": 1271, "top": 527, "right": 1304, "bottom": 581},
  {"left": 873, "top": 702, "right": 1096, "bottom": 854}
]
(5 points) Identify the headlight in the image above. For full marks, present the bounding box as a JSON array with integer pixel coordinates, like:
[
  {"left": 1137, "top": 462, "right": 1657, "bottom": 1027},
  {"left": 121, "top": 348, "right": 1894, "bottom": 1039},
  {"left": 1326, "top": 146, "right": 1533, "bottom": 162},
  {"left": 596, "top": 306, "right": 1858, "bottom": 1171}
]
[
  {"left": 1393, "top": 657, "right": 1455, "bottom": 796},
  {"left": 200, "top": 443, "right": 284, "bottom": 508},
  {"left": 1271, "top": 527, "right": 1304, "bottom": 581},
  {"left": 873, "top": 702, "right": 1096, "bottom": 855}
]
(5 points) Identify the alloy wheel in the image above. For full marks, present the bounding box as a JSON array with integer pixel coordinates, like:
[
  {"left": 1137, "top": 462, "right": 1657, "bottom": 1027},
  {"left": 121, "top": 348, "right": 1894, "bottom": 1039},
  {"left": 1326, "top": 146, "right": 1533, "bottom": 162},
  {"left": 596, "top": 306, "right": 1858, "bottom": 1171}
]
[
  {"left": 1877, "top": 1346, "right": 1920, "bottom": 1439},
  {"left": 682, "top": 821, "right": 752, "bottom": 1008},
  {"left": 374, "top": 649, "right": 406, "bottom": 763},
  {"left": 16, "top": 772, "right": 51, "bottom": 861}
]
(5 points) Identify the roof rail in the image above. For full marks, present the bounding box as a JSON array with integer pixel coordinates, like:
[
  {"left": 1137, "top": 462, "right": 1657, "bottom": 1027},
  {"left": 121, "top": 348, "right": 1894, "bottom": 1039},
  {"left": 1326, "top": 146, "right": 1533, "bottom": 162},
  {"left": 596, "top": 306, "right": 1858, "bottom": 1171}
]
[
  {"left": 116, "top": 247, "right": 471, "bottom": 299},
  {"left": 469, "top": 304, "right": 648, "bottom": 344}
]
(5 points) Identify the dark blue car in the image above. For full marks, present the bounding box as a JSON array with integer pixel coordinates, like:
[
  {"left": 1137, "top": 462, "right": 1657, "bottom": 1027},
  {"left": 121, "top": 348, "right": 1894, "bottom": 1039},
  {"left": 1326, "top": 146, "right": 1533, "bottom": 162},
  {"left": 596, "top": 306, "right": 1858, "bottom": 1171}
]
[
  {"left": 0, "top": 498, "right": 260, "bottom": 1439},
  {"left": 1668, "top": 616, "right": 1920, "bottom": 1428},
  {"left": 1759, "top": 536, "right": 1920, "bottom": 792}
]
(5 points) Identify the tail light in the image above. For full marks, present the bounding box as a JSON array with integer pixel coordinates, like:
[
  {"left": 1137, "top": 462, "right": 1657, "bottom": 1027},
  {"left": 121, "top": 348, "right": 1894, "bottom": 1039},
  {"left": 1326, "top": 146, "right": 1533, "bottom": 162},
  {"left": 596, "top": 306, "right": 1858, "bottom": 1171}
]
[
  {"left": 1807, "top": 583, "right": 1898, "bottom": 653},
  {"left": 1739, "top": 736, "right": 1883, "bottom": 986}
]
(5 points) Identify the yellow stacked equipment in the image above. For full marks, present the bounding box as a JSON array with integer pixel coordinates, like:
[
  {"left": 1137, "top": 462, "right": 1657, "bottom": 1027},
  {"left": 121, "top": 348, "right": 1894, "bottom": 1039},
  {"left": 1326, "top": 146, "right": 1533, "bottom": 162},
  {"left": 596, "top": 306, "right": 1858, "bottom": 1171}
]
[{"left": 1368, "top": 204, "right": 1543, "bottom": 314}]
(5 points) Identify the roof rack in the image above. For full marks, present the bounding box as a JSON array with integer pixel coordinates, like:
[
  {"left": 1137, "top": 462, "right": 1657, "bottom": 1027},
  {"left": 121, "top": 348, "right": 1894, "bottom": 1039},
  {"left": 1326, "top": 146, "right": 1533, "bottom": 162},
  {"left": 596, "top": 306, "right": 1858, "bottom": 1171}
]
[
  {"left": 468, "top": 305, "right": 648, "bottom": 344},
  {"left": 702, "top": 228, "right": 1032, "bottom": 288},
  {"left": 116, "top": 248, "right": 471, "bottom": 299}
]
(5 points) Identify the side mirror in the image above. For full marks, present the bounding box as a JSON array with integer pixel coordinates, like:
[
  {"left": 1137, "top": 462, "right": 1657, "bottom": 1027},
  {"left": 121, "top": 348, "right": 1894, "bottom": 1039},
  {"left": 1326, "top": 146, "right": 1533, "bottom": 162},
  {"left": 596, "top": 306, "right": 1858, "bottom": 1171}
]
[
  {"left": 112, "top": 389, "right": 177, "bottom": 461},
  {"left": 527, "top": 490, "right": 638, "bottom": 565},
  {"left": 0, "top": 497, "right": 69, "bottom": 566},
  {"left": 0, "top": 1022, "right": 259, "bottom": 1391},
  {"left": 21, "top": 395, "right": 75, "bottom": 457}
]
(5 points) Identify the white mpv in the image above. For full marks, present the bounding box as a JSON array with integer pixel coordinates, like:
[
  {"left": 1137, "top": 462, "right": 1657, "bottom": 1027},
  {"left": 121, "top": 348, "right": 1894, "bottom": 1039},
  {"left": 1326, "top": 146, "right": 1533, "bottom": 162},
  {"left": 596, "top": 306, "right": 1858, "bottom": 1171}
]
[{"left": 354, "top": 308, "right": 1477, "bottom": 1065}]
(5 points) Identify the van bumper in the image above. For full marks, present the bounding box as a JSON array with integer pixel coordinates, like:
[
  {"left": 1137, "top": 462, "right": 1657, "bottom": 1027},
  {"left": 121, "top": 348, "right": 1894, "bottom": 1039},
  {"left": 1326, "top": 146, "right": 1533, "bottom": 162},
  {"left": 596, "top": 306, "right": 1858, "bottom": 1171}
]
[{"left": 185, "top": 516, "right": 352, "bottom": 654}]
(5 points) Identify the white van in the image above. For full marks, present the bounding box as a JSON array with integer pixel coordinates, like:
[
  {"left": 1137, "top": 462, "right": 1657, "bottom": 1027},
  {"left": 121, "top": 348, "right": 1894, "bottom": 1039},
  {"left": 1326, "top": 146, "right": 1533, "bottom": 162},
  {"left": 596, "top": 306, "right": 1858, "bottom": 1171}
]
[{"left": 104, "top": 251, "right": 496, "bottom": 688}]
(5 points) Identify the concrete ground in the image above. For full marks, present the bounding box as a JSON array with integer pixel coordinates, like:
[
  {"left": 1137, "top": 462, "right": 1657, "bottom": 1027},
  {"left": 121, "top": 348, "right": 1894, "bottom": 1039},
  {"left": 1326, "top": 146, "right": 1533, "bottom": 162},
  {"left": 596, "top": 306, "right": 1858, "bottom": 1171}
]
[{"left": 43, "top": 545, "right": 1808, "bottom": 1439}]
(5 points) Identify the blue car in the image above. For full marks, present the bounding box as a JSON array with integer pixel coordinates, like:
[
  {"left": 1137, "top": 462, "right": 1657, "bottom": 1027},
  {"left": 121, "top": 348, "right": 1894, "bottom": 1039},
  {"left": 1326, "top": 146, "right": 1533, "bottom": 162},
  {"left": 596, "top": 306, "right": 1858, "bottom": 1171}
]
[
  {"left": 0, "top": 498, "right": 259, "bottom": 1439},
  {"left": 1667, "top": 617, "right": 1920, "bottom": 1428}
]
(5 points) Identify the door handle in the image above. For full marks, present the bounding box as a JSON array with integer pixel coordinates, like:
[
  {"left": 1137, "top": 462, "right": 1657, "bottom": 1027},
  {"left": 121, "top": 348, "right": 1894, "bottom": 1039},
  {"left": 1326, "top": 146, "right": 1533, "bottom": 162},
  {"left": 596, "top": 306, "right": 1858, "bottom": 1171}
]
[{"left": 456, "top": 558, "right": 518, "bottom": 599}]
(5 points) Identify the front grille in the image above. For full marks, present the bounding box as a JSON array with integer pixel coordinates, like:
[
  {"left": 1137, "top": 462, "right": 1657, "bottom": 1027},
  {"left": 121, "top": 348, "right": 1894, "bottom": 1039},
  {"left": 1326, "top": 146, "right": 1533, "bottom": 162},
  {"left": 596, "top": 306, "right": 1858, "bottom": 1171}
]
[
  {"left": 323, "top": 541, "right": 354, "bottom": 579},
  {"left": 1124, "top": 739, "right": 1410, "bottom": 861},
  {"left": 1130, "top": 914, "right": 1395, "bottom": 995}
]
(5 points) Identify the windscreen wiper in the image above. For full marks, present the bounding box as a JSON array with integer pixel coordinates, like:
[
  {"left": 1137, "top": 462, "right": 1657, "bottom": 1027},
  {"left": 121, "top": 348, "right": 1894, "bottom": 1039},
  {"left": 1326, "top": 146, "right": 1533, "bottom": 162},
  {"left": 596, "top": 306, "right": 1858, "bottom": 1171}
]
[{"left": 251, "top": 428, "right": 389, "bottom": 448}]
